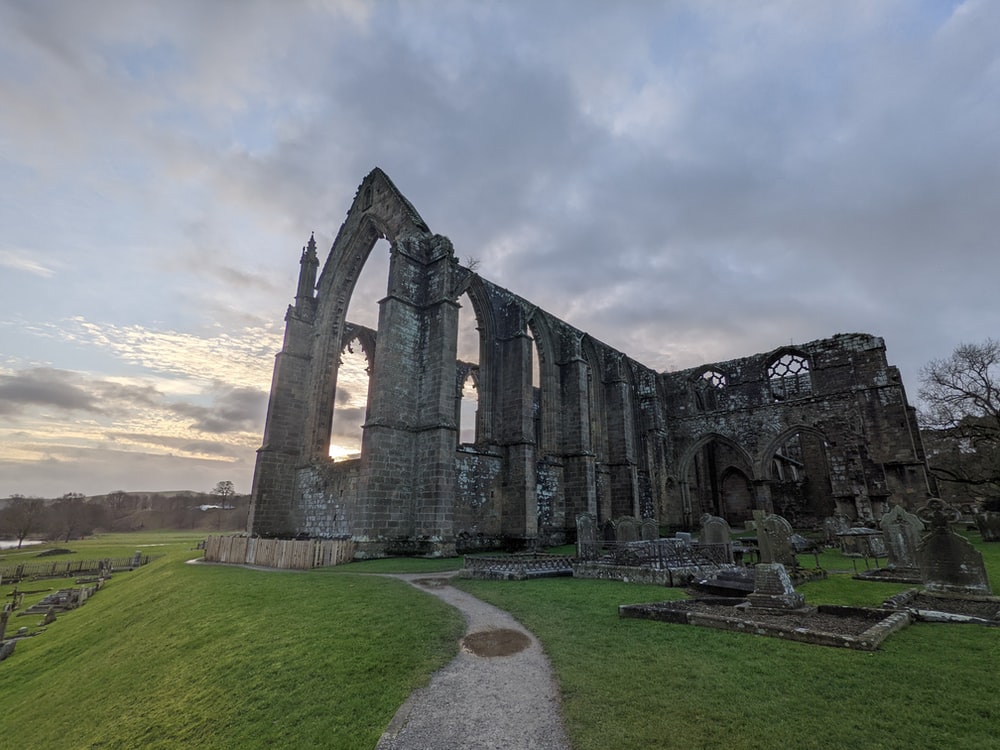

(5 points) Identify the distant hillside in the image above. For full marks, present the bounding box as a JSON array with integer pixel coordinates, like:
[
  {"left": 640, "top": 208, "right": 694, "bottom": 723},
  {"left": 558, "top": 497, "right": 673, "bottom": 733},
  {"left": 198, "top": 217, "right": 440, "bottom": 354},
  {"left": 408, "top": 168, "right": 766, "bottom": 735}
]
[{"left": 86, "top": 490, "right": 214, "bottom": 501}]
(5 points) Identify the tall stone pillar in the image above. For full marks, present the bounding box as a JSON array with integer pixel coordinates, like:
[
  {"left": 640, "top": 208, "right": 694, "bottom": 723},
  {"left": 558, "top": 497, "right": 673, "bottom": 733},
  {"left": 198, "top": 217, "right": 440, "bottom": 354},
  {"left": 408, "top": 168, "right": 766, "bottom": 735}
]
[
  {"left": 604, "top": 357, "right": 640, "bottom": 518},
  {"left": 496, "top": 330, "right": 538, "bottom": 540},
  {"left": 249, "top": 239, "right": 318, "bottom": 537},
  {"left": 559, "top": 344, "right": 597, "bottom": 522},
  {"left": 355, "top": 235, "right": 459, "bottom": 556}
]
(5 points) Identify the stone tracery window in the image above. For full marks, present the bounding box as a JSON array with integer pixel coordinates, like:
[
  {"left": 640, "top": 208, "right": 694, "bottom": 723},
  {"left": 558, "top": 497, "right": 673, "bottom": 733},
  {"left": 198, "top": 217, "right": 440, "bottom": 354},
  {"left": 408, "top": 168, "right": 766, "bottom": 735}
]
[
  {"left": 693, "top": 368, "right": 727, "bottom": 411},
  {"left": 767, "top": 352, "right": 811, "bottom": 401}
]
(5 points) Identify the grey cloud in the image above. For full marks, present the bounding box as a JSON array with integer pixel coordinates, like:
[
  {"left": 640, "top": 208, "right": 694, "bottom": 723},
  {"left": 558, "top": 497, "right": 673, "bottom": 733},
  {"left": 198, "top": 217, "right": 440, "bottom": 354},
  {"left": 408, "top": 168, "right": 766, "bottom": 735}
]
[
  {"left": 0, "top": 368, "right": 100, "bottom": 415},
  {"left": 169, "top": 386, "right": 267, "bottom": 434},
  {"left": 3, "top": 1, "right": 1000, "bottom": 499},
  {"left": 106, "top": 431, "right": 244, "bottom": 458},
  {"left": 331, "top": 407, "right": 365, "bottom": 437}
]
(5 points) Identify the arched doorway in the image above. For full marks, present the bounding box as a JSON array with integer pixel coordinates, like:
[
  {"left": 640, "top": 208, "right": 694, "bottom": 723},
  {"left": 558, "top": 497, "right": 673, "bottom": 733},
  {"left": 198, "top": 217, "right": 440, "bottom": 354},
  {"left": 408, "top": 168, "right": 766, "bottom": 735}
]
[
  {"left": 682, "top": 435, "right": 756, "bottom": 527},
  {"left": 764, "top": 428, "right": 835, "bottom": 524}
]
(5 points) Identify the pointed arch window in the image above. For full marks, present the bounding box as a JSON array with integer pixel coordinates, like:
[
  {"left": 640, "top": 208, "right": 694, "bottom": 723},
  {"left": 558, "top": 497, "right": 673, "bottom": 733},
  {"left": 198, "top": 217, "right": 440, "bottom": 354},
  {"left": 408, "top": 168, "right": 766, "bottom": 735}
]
[
  {"left": 693, "top": 368, "right": 727, "bottom": 412},
  {"left": 767, "top": 352, "right": 811, "bottom": 401}
]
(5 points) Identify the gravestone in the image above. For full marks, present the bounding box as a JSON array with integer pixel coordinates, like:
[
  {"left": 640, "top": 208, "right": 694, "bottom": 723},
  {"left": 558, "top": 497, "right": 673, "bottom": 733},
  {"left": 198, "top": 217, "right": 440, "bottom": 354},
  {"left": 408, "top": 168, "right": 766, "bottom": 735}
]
[
  {"left": 916, "top": 498, "right": 992, "bottom": 596},
  {"left": 974, "top": 511, "right": 1000, "bottom": 542},
  {"left": 747, "top": 563, "right": 806, "bottom": 610},
  {"left": 601, "top": 520, "right": 617, "bottom": 543},
  {"left": 754, "top": 511, "right": 797, "bottom": 567},
  {"left": 616, "top": 516, "right": 639, "bottom": 543},
  {"left": 700, "top": 514, "right": 733, "bottom": 564},
  {"left": 822, "top": 515, "right": 850, "bottom": 543},
  {"left": 837, "top": 527, "right": 887, "bottom": 558},
  {"left": 880, "top": 504, "right": 924, "bottom": 572},
  {"left": 575, "top": 513, "right": 598, "bottom": 561},
  {"left": 639, "top": 518, "right": 659, "bottom": 541}
]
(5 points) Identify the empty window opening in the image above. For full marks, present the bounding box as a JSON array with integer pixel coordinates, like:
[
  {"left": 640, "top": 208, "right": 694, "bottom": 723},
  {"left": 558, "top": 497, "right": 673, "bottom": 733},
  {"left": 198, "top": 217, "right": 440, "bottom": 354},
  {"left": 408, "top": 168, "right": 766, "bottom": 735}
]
[
  {"left": 458, "top": 368, "right": 479, "bottom": 445},
  {"left": 456, "top": 292, "right": 481, "bottom": 445},
  {"left": 694, "top": 368, "right": 727, "bottom": 411},
  {"left": 532, "top": 335, "right": 543, "bottom": 449},
  {"left": 768, "top": 353, "right": 811, "bottom": 401},
  {"left": 329, "top": 338, "right": 370, "bottom": 460},
  {"left": 768, "top": 431, "right": 835, "bottom": 521},
  {"left": 328, "top": 238, "right": 390, "bottom": 457}
]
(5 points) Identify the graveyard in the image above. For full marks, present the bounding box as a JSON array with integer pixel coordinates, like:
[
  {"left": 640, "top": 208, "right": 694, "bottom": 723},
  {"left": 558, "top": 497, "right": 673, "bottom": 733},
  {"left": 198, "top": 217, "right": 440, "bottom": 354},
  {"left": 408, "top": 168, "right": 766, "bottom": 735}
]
[{"left": 1, "top": 521, "right": 998, "bottom": 748}]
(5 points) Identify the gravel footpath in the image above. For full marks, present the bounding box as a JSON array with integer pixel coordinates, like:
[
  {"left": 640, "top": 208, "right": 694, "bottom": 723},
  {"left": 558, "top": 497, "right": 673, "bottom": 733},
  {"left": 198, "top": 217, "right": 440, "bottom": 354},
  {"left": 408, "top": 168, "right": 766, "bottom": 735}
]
[{"left": 375, "top": 573, "right": 570, "bottom": 750}]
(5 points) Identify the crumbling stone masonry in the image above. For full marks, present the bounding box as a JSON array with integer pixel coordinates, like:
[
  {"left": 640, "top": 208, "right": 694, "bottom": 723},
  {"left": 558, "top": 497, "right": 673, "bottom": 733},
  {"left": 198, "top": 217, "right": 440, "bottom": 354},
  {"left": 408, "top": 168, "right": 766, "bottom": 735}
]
[{"left": 248, "top": 169, "right": 933, "bottom": 556}]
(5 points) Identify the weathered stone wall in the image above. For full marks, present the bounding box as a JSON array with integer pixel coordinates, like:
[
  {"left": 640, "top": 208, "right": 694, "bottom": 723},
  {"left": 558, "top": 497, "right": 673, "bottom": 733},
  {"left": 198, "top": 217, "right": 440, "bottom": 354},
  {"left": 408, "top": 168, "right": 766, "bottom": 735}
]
[
  {"left": 249, "top": 170, "right": 932, "bottom": 555},
  {"left": 660, "top": 333, "right": 931, "bottom": 527},
  {"left": 295, "top": 460, "right": 358, "bottom": 538}
]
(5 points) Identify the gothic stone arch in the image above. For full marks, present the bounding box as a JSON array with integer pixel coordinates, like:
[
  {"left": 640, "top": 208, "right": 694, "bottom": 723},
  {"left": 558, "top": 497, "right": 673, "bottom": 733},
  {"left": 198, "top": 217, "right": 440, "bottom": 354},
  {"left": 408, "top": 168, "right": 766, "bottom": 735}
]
[{"left": 249, "top": 171, "right": 932, "bottom": 555}]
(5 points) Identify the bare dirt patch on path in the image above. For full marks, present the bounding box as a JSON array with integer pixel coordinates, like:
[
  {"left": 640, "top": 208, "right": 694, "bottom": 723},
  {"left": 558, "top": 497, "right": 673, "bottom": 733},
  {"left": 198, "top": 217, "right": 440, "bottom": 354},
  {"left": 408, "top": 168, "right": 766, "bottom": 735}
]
[{"left": 376, "top": 573, "right": 570, "bottom": 750}]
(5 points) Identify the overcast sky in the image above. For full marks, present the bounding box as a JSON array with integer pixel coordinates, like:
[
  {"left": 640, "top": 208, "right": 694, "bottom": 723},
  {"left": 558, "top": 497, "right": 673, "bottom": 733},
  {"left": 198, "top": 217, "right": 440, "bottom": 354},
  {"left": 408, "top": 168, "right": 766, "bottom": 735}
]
[{"left": 2, "top": 0, "right": 998, "bottom": 499}]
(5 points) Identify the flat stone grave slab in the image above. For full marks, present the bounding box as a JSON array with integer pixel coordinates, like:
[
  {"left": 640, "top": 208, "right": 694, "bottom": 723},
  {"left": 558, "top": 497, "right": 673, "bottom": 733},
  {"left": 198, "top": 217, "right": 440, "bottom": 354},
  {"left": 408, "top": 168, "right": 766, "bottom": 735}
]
[
  {"left": 619, "top": 599, "right": 911, "bottom": 651},
  {"left": 882, "top": 588, "right": 1000, "bottom": 625}
]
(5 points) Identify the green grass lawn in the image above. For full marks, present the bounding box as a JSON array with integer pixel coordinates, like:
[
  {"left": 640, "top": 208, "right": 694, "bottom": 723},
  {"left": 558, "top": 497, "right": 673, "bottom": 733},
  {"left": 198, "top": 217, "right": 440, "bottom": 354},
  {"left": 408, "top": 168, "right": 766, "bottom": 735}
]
[
  {"left": 3, "top": 532, "right": 999, "bottom": 749},
  {"left": 0, "top": 533, "right": 464, "bottom": 749},
  {"left": 456, "top": 536, "right": 1000, "bottom": 750}
]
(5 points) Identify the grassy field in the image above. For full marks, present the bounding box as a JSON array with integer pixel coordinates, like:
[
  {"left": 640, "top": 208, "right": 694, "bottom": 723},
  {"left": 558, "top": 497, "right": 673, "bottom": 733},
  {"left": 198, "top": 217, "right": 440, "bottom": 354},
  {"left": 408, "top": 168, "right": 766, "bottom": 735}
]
[
  {"left": 2, "top": 532, "right": 998, "bottom": 749},
  {"left": 0, "top": 533, "right": 464, "bottom": 749},
  {"left": 455, "top": 535, "right": 1000, "bottom": 750}
]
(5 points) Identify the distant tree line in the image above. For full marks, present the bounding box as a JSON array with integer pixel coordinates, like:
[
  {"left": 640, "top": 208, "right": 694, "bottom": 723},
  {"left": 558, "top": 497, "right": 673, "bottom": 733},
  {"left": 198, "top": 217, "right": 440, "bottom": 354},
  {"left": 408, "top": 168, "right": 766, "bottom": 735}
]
[{"left": 0, "top": 485, "right": 250, "bottom": 546}]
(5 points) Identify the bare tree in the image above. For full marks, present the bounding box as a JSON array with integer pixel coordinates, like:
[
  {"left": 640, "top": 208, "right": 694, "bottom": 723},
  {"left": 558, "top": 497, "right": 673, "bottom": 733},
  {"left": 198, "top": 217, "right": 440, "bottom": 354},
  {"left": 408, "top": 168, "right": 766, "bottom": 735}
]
[
  {"left": 54, "top": 492, "right": 88, "bottom": 542},
  {"left": 211, "top": 481, "right": 235, "bottom": 531},
  {"left": 1, "top": 495, "right": 45, "bottom": 548},
  {"left": 211, "top": 481, "right": 236, "bottom": 509},
  {"left": 919, "top": 339, "right": 1000, "bottom": 503}
]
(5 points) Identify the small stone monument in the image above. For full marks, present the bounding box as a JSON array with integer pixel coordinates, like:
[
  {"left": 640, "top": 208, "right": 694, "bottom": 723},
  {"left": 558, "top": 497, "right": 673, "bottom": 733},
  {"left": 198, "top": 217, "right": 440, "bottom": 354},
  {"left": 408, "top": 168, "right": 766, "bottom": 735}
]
[
  {"left": 822, "top": 514, "right": 850, "bottom": 543},
  {"left": 575, "top": 513, "right": 598, "bottom": 560},
  {"left": 974, "top": 509, "right": 1000, "bottom": 542},
  {"left": 639, "top": 518, "right": 658, "bottom": 541},
  {"left": 754, "top": 511, "right": 797, "bottom": 567},
  {"left": 879, "top": 504, "right": 924, "bottom": 573},
  {"left": 700, "top": 514, "right": 734, "bottom": 564},
  {"left": 916, "top": 497, "right": 992, "bottom": 596},
  {"left": 616, "top": 516, "right": 639, "bottom": 543},
  {"left": 747, "top": 563, "right": 807, "bottom": 610},
  {"left": 601, "top": 519, "right": 617, "bottom": 543},
  {"left": 837, "top": 527, "right": 887, "bottom": 558}
]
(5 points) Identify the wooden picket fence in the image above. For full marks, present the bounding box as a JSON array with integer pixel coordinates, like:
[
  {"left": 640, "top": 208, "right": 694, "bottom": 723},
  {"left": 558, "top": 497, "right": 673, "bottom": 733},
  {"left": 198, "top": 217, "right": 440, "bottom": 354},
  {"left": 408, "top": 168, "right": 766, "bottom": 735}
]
[
  {"left": 202, "top": 536, "right": 356, "bottom": 570},
  {"left": 0, "top": 554, "right": 150, "bottom": 583}
]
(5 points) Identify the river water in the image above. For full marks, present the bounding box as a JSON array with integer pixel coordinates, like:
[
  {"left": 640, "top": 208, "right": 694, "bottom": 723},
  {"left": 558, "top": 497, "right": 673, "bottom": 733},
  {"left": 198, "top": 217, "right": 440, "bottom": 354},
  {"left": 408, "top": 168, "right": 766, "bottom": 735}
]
[{"left": 0, "top": 540, "right": 42, "bottom": 550}]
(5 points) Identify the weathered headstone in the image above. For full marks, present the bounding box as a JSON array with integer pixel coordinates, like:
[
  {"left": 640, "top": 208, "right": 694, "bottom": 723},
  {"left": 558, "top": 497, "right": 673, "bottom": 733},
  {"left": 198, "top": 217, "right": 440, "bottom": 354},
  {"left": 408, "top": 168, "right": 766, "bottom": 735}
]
[
  {"left": 601, "top": 519, "right": 617, "bottom": 543},
  {"left": 974, "top": 511, "right": 1000, "bottom": 542},
  {"left": 837, "top": 527, "right": 887, "bottom": 558},
  {"left": 754, "top": 511, "right": 797, "bottom": 567},
  {"left": 747, "top": 563, "right": 806, "bottom": 610},
  {"left": 916, "top": 498, "right": 992, "bottom": 596},
  {"left": 575, "top": 513, "right": 597, "bottom": 561},
  {"left": 822, "top": 514, "right": 850, "bottom": 543},
  {"left": 616, "top": 516, "right": 639, "bottom": 543},
  {"left": 879, "top": 504, "right": 924, "bottom": 572},
  {"left": 639, "top": 518, "right": 659, "bottom": 541},
  {"left": 700, "top": 514, "right": 733, "bottom": 564}
]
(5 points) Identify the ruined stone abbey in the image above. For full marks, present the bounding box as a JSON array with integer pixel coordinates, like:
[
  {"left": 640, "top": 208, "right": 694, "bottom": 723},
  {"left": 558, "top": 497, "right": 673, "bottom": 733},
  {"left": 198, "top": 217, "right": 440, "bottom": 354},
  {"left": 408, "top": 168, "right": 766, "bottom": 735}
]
[{"left": 248, "top": 169, "right": 933, "bottom": 556}]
